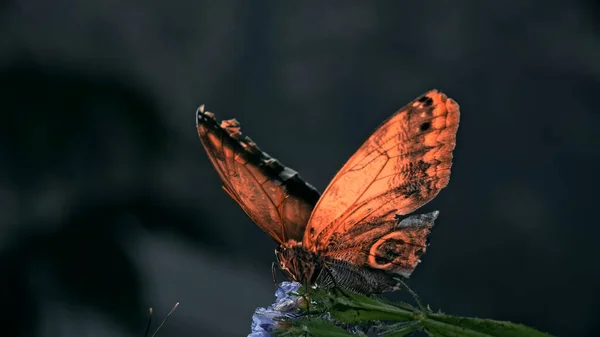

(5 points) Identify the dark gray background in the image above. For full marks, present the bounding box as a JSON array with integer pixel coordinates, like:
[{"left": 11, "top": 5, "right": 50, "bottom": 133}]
[{"left": 0, "top": 1, "right": 599, "bottom": 336}]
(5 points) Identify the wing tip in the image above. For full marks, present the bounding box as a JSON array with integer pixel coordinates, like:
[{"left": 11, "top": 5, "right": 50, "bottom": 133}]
[
  {"left": 424, "top": 89, "right": 460, "bottom": 110},
  {"left": 430, "top": 89, "right": 460, "bottom": 112},
  {"left": 196, "top": 104, "right": 216, "bottom": 128},
  {"left": 426, "top": 88, "right": 460, "bottom": 125}
]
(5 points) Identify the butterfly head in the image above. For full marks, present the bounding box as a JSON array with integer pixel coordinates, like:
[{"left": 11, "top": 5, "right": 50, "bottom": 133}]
[{"left": 274, "top": 240, "right": 319, "bottom": 285}]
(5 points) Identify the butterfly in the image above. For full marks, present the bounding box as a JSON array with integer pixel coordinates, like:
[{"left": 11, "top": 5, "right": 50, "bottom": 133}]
[{"left": 196, "top": 90, "right": 460, "bottom": 294}]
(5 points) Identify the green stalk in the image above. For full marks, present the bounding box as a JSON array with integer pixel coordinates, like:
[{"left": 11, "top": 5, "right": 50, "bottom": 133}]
[{"left": 314, "top": 287, "right": 554, "bottom": 337}]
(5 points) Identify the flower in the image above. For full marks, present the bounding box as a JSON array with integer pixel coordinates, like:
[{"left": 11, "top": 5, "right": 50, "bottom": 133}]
[{"left": 248, "top": 282, "right": 303, "bottom": 337}]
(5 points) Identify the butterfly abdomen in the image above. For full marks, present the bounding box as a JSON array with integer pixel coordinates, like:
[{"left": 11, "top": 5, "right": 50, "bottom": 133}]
[{"left": 317, "top": 258, "right": 402, "bottom": 294}]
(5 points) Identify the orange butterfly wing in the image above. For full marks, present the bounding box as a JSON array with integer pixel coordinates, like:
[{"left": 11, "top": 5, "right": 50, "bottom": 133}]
[
  {"left": 196, "top": 106, "right": 320, "bottom": 244},
  {"left": 303, "top": 90, "right": 460, "bottom": 277}
]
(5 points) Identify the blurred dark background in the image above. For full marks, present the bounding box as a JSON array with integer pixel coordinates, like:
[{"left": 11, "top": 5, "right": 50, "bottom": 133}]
[{"left": 0, "top": 1, "right": 599, "bottom": 336}]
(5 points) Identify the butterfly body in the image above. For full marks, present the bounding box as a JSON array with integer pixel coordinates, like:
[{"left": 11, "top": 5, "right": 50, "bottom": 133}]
[
  {"left": 196, "top": 90, "right": 460, "bottom": 294},
  {"left": 275, "top": 240, "right": 320, "bottom": 285},
  {"left": 273, "top": 209, "right": 439, "bottom": 294},
  {"left": 276, "top": 241, "right": 400, "bottom": 294}
]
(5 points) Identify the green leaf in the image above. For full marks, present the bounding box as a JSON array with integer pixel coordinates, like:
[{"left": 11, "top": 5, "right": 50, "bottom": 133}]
[
  {"left": 421, "top": 313, "right": 554, "bottom": 337},
  {"left": 307, "top": 287, "right": 417, "bottom": 323},
  {"left": 377, "top": 321, "right": 423, "bottom": 337},
  {"left": 297, "top": 286, "right": 555, "bottom": 337},
  {"left": 274, "top": 317, "right": 359, "bottom": 337}
]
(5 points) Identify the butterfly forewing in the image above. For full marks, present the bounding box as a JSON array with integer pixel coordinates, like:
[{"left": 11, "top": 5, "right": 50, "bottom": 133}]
[
  {"left": 302, "top": 90, "right": 459, "bottom": 269},
  {"left": 196, "top": 107, "right": 320, "bottom": 244}
]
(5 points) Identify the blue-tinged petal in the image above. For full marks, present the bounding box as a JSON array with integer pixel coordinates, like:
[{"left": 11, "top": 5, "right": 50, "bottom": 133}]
[
  {"left": 248, "top": 331, "right": 271, "bottom": 337},
  {"left": 248, "top": 282, "right": 303, "bottom": 337},
  {"left": 275, "top": 281, "right": 301, "bottom": 302}
]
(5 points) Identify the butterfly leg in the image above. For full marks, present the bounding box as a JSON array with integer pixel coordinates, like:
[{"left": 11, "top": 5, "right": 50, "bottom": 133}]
[
  {"left": 303, "top": 280, "right": 311, "bottom": 314},
  {"left": 271, "top": 262, "right": 279, "bottom": 289},
  {"left": 322, "top": 265, "right": 352, "bottom": 300}
]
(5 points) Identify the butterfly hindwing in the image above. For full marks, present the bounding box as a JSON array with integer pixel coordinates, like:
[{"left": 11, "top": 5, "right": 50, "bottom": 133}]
[
  {"left": 318, "top": 211, "right": 437, "bottom": 284},
  {"left": 196, "top": 107, "right": 320, "bottom": 244}
]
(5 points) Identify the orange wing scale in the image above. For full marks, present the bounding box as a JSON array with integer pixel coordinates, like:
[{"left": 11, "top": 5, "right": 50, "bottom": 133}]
[{"left": 196, "top": 106, "right": 320, "bottom": 244}]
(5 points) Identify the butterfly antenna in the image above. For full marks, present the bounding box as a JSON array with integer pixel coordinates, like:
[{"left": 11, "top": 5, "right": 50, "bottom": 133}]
[
  {"left": 398, "top": 279, "right": 427, "bottom": 313},
  {"left": 149, "top": 302, "right": 180, "bottom": 337},
  {"left": 144, "top": 307, "right": 153, "bottom": 337}
]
